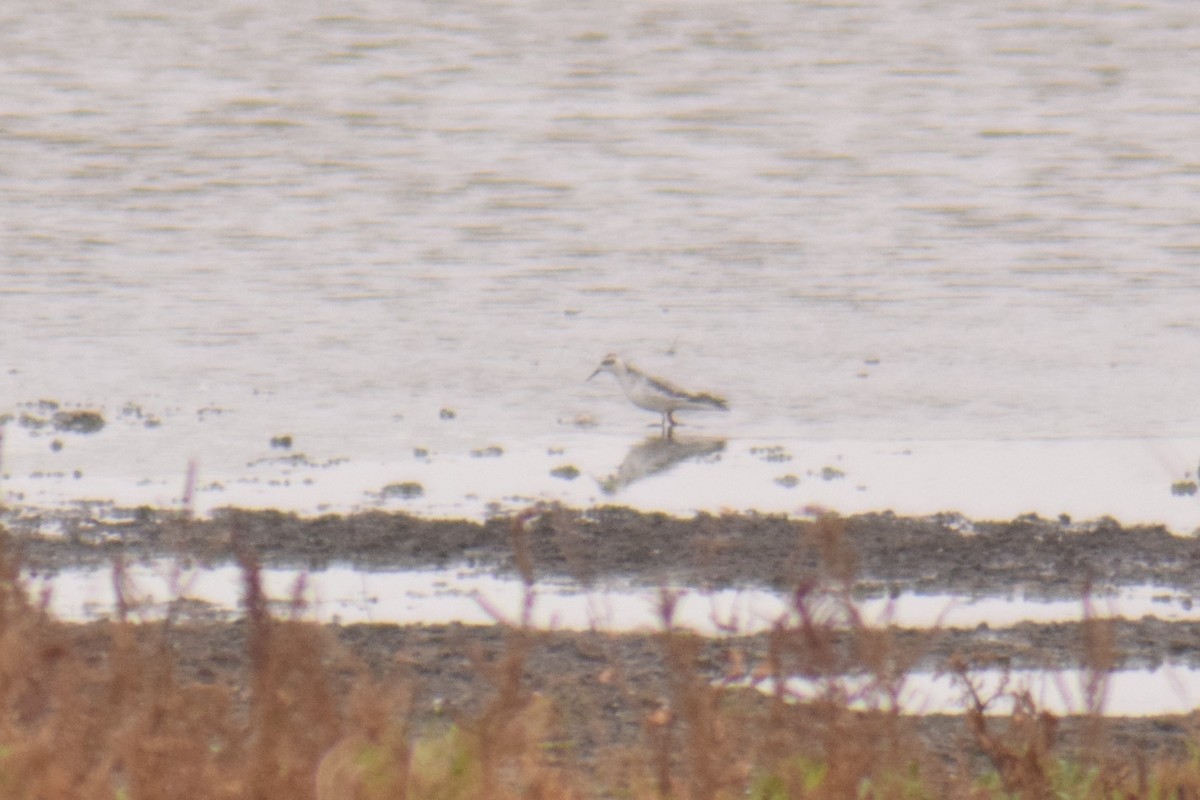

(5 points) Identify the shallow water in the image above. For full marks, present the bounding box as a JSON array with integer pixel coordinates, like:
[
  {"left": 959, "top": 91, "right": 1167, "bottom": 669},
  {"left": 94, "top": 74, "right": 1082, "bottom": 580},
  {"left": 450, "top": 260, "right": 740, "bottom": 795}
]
[
  {"left": 8, "top": 3, "right": 1200, "bottom": 730},
  {"left": 5, "top": 413, "right": 1200, "bottom": 532},
  {"left": 2, "top": 0, "right": 1200, "bottom": 462},
  {"left": 31, "top": 559, "right": 1200, "bottom": 633},
  {"left": 771, "top": 666, "right": 1200, "bottom": 717}
]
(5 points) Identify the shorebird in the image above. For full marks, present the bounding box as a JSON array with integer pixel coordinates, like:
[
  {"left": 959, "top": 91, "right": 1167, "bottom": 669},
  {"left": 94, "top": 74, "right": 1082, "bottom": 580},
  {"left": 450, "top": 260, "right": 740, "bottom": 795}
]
[{"left": 587, "top": 354, "right": 729, "bottom": 431}]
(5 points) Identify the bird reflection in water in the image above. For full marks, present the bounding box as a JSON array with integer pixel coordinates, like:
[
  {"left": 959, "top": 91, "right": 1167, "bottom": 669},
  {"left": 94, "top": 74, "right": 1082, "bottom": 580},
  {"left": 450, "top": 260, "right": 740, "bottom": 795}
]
[{"left": 600, "top": 434, "right": 726, "bottom": 495}]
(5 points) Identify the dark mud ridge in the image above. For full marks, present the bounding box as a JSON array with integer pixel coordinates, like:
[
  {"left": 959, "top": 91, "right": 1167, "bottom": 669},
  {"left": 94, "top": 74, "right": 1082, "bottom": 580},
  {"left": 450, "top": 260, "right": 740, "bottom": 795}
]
[{"left": 6, "top": 504, "right": 1199, "bottom": 598}]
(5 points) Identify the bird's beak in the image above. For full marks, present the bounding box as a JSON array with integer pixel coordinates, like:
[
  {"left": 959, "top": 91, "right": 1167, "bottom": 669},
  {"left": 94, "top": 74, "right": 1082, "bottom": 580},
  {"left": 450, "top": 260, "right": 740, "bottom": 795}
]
[{"left": 586, "top": 367, "right": 601, "bottom": 381}]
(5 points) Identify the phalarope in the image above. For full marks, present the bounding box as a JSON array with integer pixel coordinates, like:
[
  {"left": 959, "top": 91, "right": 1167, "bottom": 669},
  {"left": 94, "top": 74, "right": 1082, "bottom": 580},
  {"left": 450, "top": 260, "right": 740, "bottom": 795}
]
[{"left": 587, "top": 354, "right": 729, "bottom": 430}]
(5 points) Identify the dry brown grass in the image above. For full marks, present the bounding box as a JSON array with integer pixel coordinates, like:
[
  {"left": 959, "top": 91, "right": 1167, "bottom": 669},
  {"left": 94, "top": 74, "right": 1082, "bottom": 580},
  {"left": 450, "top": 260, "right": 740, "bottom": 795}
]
[{"left": 0, "top": 513, "right": 1198, "bottom": 799}]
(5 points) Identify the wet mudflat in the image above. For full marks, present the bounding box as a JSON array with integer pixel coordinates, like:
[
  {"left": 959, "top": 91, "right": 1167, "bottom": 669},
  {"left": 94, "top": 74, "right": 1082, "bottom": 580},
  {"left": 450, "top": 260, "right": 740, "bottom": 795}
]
[
  {"left": 51, "top": 613, "right": 1200, "bottom": 777},
  {"left": 8, "top": 504, "right": 1200, "bottom": 597},
  {"left": 5, "top": 503, "right": 1200, "bottom": 771}
]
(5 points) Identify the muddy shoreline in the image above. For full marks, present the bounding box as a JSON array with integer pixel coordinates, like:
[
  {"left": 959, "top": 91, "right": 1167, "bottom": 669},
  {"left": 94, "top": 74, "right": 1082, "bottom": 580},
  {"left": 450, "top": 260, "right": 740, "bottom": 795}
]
[
  {"left": 6, "top": 505, "right": 1199, "bottom": 597},
  {"left": 7, "top": 504, "right": 1200, "bottom": 675},
  {"left": 6, "top": 503, "right": 1200, "bottom": 771},
  {"left": 53, "top": 616, "right": 1200, "bottom": 776}
]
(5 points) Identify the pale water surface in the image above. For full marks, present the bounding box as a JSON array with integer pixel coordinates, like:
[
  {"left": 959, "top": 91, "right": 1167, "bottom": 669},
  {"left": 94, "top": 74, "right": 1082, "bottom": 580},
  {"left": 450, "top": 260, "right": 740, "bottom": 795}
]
[
  {"left": 32, "top": 559, "right": 1200, "bottom": 632},
  {"left": 2, "top": 0, "right": 1200, "bottom": 523}
]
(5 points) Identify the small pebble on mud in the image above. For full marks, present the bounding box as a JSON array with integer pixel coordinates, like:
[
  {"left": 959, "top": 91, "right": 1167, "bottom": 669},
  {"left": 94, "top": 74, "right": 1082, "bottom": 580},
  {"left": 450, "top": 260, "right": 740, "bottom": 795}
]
[
  {"left": 1171, "top": 480, "right": 1197, "bottom": 497},
  {"left": 470, "top": 446, "right": 504, "bottom": 458},
  {"left": 52, "top": 410, "right": 105, "bottom": 434},
  {"left": 550, "top": 465, "right": 581, "bottom": 481},
  {"left": 270, "top": 435, "right": 293, "bottom": 450},
  {"left": 820, "top": 466, "right": 846, "bottom": 481},
  {"left": 774, "top": 474, "right": 799, "bottom": 488},
  {"left": 381, "top": 481, "right": 424, "bottom": 499},
  {"left": 439, "top": 408, "right": 456, "bottom": 420}
]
